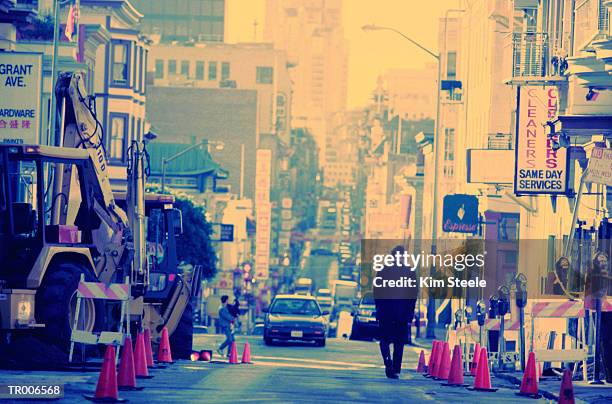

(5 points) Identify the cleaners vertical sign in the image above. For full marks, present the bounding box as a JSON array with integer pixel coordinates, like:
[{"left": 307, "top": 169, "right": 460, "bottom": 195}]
[
  {"left": 514, "top": 86, "right": 568, "bottom": 195},
  {"left": 0, "top": 52, "right": 43, "bottom": 145}
]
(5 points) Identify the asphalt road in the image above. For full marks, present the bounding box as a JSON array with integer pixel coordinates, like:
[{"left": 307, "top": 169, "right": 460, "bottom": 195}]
[{"left": 0, "top": 334, "right": 572, "bottom": 403}]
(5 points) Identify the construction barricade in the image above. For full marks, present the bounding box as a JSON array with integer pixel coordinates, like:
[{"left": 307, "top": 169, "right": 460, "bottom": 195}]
[{"left": 69, "top": 275, "right": 130, "bottom": 363}]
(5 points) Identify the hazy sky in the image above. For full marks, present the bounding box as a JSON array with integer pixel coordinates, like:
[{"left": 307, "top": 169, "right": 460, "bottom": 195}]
[{"left": 226, "top": 0, "right": 462, "bottom": 109}]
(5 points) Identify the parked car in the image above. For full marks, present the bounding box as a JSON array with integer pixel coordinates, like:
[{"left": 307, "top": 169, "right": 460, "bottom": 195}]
[
  {"left": 350, "top": 292, "right": 378, "bottom": 341},
  {"left": 263, "top": 294, "right": 328, "bottom": 347}
]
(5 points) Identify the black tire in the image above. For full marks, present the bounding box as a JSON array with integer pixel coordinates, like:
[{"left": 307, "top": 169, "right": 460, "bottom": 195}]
[
  {"left": 315, "top": 339, "right": 326, "bottom": 347},
  {"left": 264, "top": 335, "right": 273, "bottom": 346},
  {"left": 8, "top": 262, "right": 104, "bottom": 368},
  {"left": 170, "top": 300, "right": 193, "bottom": 360},
  {"left": 350, "top": 323, "right": 360, "bottom": 340}
]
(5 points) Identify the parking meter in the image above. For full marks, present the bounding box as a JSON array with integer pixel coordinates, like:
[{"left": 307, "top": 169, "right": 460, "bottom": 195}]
[
  {"left": 488, "top": 295, "right": 498, "bottom": 319},
  {"left": 515, "top": 273, "right": 527, "bottom": 309},
  {"left": 514, "top": 273, "right": 528, "bottom": 370},
  {"left": 464, "top": 306, "right": 473, "bottom": 324},
  {"left": 590, "top": 251, "right": 609, "bottom": 384},
  {"left": 497, "top": 286, "right": 510, "bottom": 316},
  {"left": 476, "top": 300, "right": 486, "bottom": 345},
  {"left": 454, "top": 309, "right": 462, "bottom": 330},
  {"left": 497, "top": 286, "right": 510, "bottom": 371}
]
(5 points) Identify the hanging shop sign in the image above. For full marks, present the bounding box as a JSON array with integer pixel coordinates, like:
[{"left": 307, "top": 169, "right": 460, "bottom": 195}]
[
  {"left": 514, "top": 86, "right": 569, "bottom": 195},
  {"left": 585, "top": 147, "right": 612, "bottom": 187},
  {"left": 442, "top": 194, "right": 479, "bottom": 234}
]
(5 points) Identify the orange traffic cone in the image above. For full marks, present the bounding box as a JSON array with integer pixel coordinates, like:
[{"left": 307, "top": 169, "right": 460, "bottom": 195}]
[
  {"left": 516, "top": 351, "right": 540, "bottom": 398},
  {"left": 471, "top": 343, "right": 481, "bottom": 376},
  {"left": 157, "top": 327, "right": 174, "bottom": 364},
  {"left": 431, "top": 341, "right": 445, "bottom": 378},
  {"left": 436, "top": 342, "right": 451, "bottom": 380},
  {"left": 443, "top": 345, "right": 468, "bottom": 387},
  {"left": 416, "top": 350, "right": 426, "bottom": 373},
  {"left": 118, "top": 336, "right": 144, "bottom": 391},
  {"left": 84, "top": 345, "right": 126, "bottom": 402},
  {"left": 426, "top": 341, "right": 440, "bottom": 377},
  {"left": 558, "top": 368, "right": 575, "bottom": 404},
  {"left": 228, "top": 341, "right": 239, "bottom": 364},
  {"left": 467, "top": 348, "right": 497, "bottom": 392},
  {"left": 143, "top": 329, "right": 155, "bottom": 368},
  {"left": 134, "top": 332, "right": 153, "bottom": 379},
  {"left": 241, "top": 342, "right": 252, "bottom": 364}
]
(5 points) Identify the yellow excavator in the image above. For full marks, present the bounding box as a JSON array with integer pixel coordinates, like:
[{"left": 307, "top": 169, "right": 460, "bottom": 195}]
[{"left": 0, "top": 73, "right": 196, "bottom": 366}]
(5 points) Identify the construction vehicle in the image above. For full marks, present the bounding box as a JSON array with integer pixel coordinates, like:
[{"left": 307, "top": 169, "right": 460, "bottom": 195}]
[
  {"left": 114, "top": 192, "right": 200, "bottom": 359},
  {"left": 0, "top": 72, "right": 196, "bottom": 365}
]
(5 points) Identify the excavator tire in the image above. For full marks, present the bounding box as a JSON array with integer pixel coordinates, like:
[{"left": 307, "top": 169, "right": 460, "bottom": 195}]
[
  {"left": 23, "top": 262, "right": 104, "bottom": 368},
  {"left": 169, "top": 301, "right": 194, "bottom": 359},
  {"left": 0, "top": 262, "right": 104, "bottom": 369}
]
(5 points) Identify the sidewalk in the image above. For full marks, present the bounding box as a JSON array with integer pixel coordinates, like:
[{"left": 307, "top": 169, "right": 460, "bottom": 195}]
[{"left": 415, "top": 339, "right": 611, "bottom": 404}]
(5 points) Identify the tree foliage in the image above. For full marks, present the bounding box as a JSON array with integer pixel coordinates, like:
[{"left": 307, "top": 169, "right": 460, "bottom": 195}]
[
  {"left": 146, "top": 186, "right": 217, "bottom": 280},
  {"left": 173, "top": 195, "right": 218, "bottom": 280}
]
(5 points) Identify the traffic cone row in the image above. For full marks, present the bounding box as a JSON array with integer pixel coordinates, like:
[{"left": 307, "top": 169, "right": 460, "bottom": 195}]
[
  {"left": 419, "top": 343, "right": 576, "bottom": 401},
  {"left": 84, "top": 327, "right": 175, "bottom": 402}
]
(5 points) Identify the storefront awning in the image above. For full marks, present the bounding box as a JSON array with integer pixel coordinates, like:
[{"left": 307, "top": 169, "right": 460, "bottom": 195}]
[{"left": 549, "top": 115, "right": 612, "bottom": 137}]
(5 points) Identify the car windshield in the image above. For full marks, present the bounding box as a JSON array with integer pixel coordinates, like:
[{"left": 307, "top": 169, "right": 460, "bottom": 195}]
[{"left": 270, "top": 298, "right": 321, "bottom": 316}]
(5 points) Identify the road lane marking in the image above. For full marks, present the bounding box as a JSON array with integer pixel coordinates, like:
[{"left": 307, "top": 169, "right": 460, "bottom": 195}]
[
  {"left": 252, "top": 360, "right": 363, "bottom": 371},
  {"left": 251, "top": 355, "right": 381, "bottom": 368}
]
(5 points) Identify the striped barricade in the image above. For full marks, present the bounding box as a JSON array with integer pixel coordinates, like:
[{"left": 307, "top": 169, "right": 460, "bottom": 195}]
[
  {"left": 529, "top": 300, "right": 588, "bottom": 377},
  {"left": 69, "top": 275, "right": 130, "bottom": 362}
]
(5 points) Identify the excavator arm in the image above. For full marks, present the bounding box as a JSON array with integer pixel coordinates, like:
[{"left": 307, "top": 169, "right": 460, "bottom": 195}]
[{"left": 54, "top": 72, "right": 147, "bottom": 290}]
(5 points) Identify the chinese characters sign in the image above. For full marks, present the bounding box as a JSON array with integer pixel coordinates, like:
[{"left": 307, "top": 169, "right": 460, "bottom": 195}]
[
  {"left": 0, "top": 52, "right": 43, "bottom": 145},
  {"left": 255, "top": 149, "right": 272, "bottom": 280},
  {"left": 514, "top": 86, "right": 568, "bottom": 194}
]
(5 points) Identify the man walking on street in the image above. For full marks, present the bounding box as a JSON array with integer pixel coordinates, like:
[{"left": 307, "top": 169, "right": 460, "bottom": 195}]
[{"left": 217, "top": 295, "right": 236, "bottom": 357}]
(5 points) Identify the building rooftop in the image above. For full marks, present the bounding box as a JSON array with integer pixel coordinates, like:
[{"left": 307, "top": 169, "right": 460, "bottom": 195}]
[{"left": 147, "top": 141, "right": 223, "bottom": 176}]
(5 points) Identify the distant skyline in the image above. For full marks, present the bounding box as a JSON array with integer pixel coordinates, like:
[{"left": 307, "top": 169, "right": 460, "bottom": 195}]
[{"left": 226, "top": 0, "right": 462, "bottom": 109}]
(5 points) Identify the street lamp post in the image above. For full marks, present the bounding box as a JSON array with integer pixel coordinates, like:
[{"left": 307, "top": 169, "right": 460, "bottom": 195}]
[
  {"left": 161, "top": 138, "right": 224, "bottom": 193},
  {"left": 362, "top": 12, "right": 463, "bottom": 338}
]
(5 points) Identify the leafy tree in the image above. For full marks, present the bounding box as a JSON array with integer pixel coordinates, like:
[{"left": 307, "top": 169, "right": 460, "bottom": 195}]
[
  {"left": 146, "top": 186, "right": 217, "bottom": 280},
  {"left": 173, "top": 195, "right": 218, "bottom": 280}
]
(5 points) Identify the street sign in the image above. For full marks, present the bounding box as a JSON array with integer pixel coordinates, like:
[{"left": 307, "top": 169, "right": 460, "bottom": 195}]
[
  {"left": 442, "top": 194, "right": 478, "bottom": 234},
  {"left": 585, "top": 147, "right": 612, "bottom": 186},
  {"left": 255, "top": 149, "right": 272, "bottom": 279},
  {"left": 0, "top": 52, "right": 43, "bottom": 145},
  {"left": 514, "top": 86, "right": 569, "bottom": 195},
  {"left": 210, "top": 223, "right": 234, "bottom": 242}
]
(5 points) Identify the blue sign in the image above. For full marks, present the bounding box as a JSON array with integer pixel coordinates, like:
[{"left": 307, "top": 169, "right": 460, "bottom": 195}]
[
  {"left": 211, "top": 223, "right": 234, "bottom": 242},
  {"left": 442, "top": 194, "right": 479, "bottom": 234}
]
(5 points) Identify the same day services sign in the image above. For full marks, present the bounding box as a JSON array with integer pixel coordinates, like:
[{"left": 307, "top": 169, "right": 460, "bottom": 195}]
[
  {"left": 514, "top": 86, "right": 568, "bottom": 195},
  {"left": 0, "top": 52, "right": 43, "bottom": 145}
]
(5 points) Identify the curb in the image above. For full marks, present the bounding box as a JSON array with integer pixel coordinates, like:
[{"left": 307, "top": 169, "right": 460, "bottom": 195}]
[{"left": 493, "top": 372, "right": 559, "bottom": 401}]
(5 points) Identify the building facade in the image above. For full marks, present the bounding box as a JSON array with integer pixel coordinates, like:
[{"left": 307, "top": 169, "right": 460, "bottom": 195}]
[
  {"left": 130, "top": 0, "right": 225, "bottom": 42},
  {"left": 148, "top": 42, "right": 292, "bottom": 145},
  {"left": 264, "top": 0, "right": 348, "bottom": 170}
]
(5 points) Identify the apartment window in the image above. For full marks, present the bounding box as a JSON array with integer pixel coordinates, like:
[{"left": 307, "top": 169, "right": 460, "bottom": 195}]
[
  {"left": 444, "top": 128, "right": 455, "bottom": 161},
  {"left": 196, "top": 61, "right": 205, "bottom": 80},
  {"left": 256, "top": 66, "right": 273, "bottom": 84},
  {"left": 208, "top": 61, "right": 217, "bottom": 80},
  {"left": 110, "top": 115, "right": 128, "bottom": 161},
  {"left": 155, "top": 59, "right": 164, "bottom": 79},
  {"left": 221, "top": 62, "right": 230, "bottom": 80},
  {"left": 211, "top": 0, "right": 224, "bottom": 16},
  {"left": 446, "top": 51, "right": 457, "bottom": 80},
  {"left": 168, "top": 59, "right": 177, "bottom": 75},
  {"left": 111, "top": 42, "right": 129, "bottom": 84},
  {"left": 181, "top": 60, "right": 190, "bottom": 77}
]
